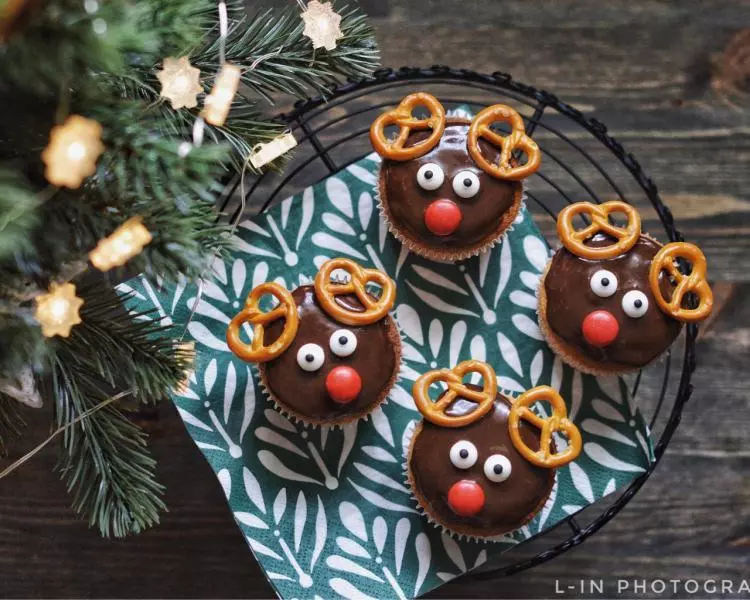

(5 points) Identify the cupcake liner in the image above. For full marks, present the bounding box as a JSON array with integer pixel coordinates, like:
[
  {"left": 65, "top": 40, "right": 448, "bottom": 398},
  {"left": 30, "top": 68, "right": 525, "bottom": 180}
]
[
  {"left": 402, "top": 418, "right": 558, "bottom": 543},
  {"left": 375, "top": 165, "right": 527, "bottom": 263}
]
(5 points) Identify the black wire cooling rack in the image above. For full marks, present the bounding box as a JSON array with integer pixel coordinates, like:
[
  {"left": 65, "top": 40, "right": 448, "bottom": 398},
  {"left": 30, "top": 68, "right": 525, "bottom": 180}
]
[{"left": 219, "top": 66, "right": 699, "bottom": 581}]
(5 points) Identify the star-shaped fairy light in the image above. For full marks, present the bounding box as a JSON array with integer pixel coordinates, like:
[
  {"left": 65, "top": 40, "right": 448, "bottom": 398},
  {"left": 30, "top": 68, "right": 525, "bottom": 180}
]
[
  {"left": 41, "top": 115, "right": 104, "bottom": 189},
  {"left": 301, "top": 0, "right": 343, "bottom": 51},
  {"left": 34, "top": 282, "right": 84, "bottom": 338},
  {"left": 89, "top": 216, "right": 153, "bottom": 272},
  {"left": 156, "top": 56, "right": 203, "bottom": 110}
]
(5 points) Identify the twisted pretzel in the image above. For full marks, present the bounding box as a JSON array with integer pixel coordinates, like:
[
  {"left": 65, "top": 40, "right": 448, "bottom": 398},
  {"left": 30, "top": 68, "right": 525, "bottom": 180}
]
[
  {"left": 226, "top": 283, "right": 299, "bottom": 362},
  {"left": 508, "top": 386, "right": 582, "bottom": 469},
  {"left": 557, "top": 201, "right": 642, "bottom": 260},
  {"left": 412, "top": 360, "right": 498, "bottom": 428},
  {"left": 369, "top": 93, "right": 446, "bottom": 161},
  {"left": 466, "top": 104, "right": 541, "bottom": 181},
  {"left": 314, "top": 258, "right": 396, "bottom": 326},
  {"left": 648, "top": 242, "right": 713, "bottom": 322}
]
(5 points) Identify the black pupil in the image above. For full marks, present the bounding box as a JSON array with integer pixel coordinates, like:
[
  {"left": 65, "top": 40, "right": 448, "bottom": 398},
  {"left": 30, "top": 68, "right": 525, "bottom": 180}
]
[
  {"left": 424, "top": 170, "right": 433, "bottom": 180},
  {"left": 305, "top": 354, "right": 315, "bottom": 362},
  {"left": 601, "top": 277, "right": 610, "bottom": 287},
  {"left": 463, "top": 178, "right": 472, "bottom": 187},
  {"left": 634, "top": 299, "right": 643, "bottom": 308},
  {"left": 338, "top": 335, "right": 348, "bottom": 345},
  {"left": 459, "top": 449, "right": 469, "bottom": 459},
  {"left": 494, "top": 464, "right": 503, "bottom": 474}
]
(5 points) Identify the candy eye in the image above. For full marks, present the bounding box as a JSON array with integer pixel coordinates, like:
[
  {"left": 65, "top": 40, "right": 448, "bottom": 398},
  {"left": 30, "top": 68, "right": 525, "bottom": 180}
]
[
  {"left": 622, "top": 290, "right": 649, "bottom": 318},
  {"left": 329, "top": 329, "right": 357, "bottom": 357},
  {"left": 296, "top": 343, "right": 325, "bottom": 372},
  {"left": 416, "top": 163, "right": 444, "bottom": 191},
  {"left": 452, "top": 170, "right": 480, "bottom": 199},
  {"left": 483, "top": 455, "right": 512, "bottom": 483},
  {"left": 590, "top": 269, "right": 618, "bottom": 297},
  {"left": 449, "top": 440, "right": 478, "bottom": 469}
]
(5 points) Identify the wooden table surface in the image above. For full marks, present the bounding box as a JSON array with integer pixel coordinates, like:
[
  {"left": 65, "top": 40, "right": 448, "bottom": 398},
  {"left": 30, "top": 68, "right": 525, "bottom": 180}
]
[{"left": 2, "top": 1, "right": 749, "bottom": 597}]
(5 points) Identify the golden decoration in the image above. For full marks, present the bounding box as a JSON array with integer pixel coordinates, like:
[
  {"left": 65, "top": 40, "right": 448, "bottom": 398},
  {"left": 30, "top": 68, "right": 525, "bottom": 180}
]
[
  {"left": 175, "top": 341, "right": 196, "bottom": 394},
  {"left": 34, "top": 283, "right": 84, "bottom": 338},
  {"left": 89, "top": 216, "right": 153, "bottom": 271},
  {"left": 248, "top": 131, "right": 298, "bottom": 169},
  {"left": 301, "top": 0, "right": 343, "bottom": 51},
  {"left": 156, "top": 56, "right": 203, "bottom": 110},
  {"left": 203, "top": 63, "right": 241, "bottom": 126},
  {"left": 41, "top": 115, "right": 104, "bottom": 189}
]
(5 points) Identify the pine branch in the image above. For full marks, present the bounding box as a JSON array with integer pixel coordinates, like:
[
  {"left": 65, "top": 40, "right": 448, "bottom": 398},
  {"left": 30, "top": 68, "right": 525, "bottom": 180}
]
[
  {"left": 193, "top": 2, "right": 379, "bottom": 101},
  {"left": 0, "top": 166, "right": 40, "bottom": 261},
  {"left": 61, "top": 279, "right": 193, "bottom": 404},
  {"left": 52, "top": 359, "right": 165, "bottom": 537},
  {"left": 0, "top": 392, "right": 25, "bottom": 455}
]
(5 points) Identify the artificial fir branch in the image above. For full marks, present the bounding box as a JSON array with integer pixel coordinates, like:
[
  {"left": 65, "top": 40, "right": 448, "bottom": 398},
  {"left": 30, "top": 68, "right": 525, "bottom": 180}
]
[
  {"left": 52, "top": 362, "right": 165, "bottom": 538},
  {"left": 0, "top": 0, "right": 380, "bottom": 536}
]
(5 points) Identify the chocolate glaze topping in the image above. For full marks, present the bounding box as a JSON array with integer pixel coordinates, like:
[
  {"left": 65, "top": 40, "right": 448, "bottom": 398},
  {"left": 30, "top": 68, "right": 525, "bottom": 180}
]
[
  {"left": 544, "top": 234, "right": 682, "bottom": 369},
  {"left": 410, "top": 388, "right": 554, "bottom": 537},
  {"left": 379, "top": 120, "right": 521, "bottom": 251},
  {"left": 260, "top": 286, "right": 399, "bottom": 422}
]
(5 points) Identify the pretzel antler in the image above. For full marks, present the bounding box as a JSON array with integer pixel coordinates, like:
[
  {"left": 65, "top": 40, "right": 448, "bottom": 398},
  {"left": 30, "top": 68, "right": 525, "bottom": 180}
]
[
  {"left": 369, "top": 93, "right": 446, "bottom": 161},
  {"left": 412, "top": 360, "right": 497, "bottom": 428},
  {"left": 227, "top": 283, "right": 299, "bottom": 362},
  {"left": 508, "top": 386, "right": 582, "bottom": 469},
  {"left": 467, "top": 104, "right": 541, "bottom": 180},
  {"left": 314, "top": 258, "right": 396, "bottom": 326},
  {"left": 557, "top": 201, "right": 642, "bottom": 260},
  {"left": 649, "top": 242, "right": 713, "bottom": 322}
]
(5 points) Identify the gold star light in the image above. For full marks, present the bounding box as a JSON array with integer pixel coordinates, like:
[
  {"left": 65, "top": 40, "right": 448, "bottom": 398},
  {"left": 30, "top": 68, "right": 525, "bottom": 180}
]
[
  {"left": 156, "top": 56, "right": 203, "bottom": 110},
  {"left": 301, "top": 1, "right": 343, "bottom": 51},
  {"left": 41, "top": 115, "right": 104, "bottom": 189},
  {"left": 35, "top": 283, "right": 84, "bottom": 338},
  {"left": 89, "top": 216, "right": 153, "bottom": 271}
]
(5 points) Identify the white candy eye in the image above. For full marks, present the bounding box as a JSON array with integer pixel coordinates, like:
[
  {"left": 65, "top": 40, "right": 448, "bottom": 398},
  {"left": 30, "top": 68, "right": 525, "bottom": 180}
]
[
  {"left": 416, "top": 163, "right": 444, "bottom": 191},
  {"left": 622, "top": 290, "right": 649, "bottom": 318},
  {"left": 296, "top": 343, "right": 325, "bottom": 372},
  {"left": 449, "top": 440, "right": 478, "bottom": 469},
  {"left": 452, "top": 170, "right": 481, "bottom": 198},
  {"left": 590, "top": 269, "right": 618, "bottom": 297},
  {"left": 483, "top": 455, "right": 512, "bottom": 483},
  {"left": 329, "top": 329, "right": 357, "bottom": 357}
]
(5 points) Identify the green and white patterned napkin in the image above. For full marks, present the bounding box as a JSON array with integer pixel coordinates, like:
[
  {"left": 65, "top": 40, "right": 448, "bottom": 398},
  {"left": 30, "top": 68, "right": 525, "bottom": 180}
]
[{"left": 120, "top": 151, "right": 654, "bottom": 599}]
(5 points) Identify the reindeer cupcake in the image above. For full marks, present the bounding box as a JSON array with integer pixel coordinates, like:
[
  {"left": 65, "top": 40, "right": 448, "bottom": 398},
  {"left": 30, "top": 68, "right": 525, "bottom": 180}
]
[
  {"left": 226, "top": 258, "right": 401, "bottom": 425},
  {"left": 406, "top": 360, "right": 582, "bottom": 539},
  {"left": 370, "top": 93, "right": 542, "bottom": 261},
  {"left": 538, "top": 201, "right": 714, "bottom": 376}
]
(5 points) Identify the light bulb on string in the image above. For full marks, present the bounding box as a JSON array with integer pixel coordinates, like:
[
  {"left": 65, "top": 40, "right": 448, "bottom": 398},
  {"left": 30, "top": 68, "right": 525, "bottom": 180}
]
[
  {"left": 156, "top": 57, "right": 203, "bottom": 110},
  {"left": 41, "top": 115, "right": 104, "bottom": 189},
  {"left": 89, "top": 216, "right": 153, "bottom": 272},
  {"left": 34, "top": 283, "right": 84, "bottom": 338}
]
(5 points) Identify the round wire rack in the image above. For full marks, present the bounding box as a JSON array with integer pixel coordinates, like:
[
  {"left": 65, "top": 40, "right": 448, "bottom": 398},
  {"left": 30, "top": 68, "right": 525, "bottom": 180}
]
[{"left": 219, "top": 66, "right": 699, "bottom": 581}]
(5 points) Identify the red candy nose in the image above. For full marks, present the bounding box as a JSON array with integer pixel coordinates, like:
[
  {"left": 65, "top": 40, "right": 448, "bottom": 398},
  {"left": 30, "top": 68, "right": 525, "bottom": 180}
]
[
  {"left": 424, "top": 199, "right": 462, "bottom": 236},
  {"left": 447, "top": 480, "right": 485, "bottom": 517},
  {"left": 582, "top": 310, "right": 620, "bottom": 347},
  {"left": 325, "top": 366, "right": 362, "bottom": 404}
]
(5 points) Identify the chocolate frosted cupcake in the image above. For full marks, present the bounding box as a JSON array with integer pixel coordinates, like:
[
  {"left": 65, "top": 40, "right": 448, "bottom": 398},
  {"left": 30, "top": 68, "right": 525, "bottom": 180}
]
[
  {"left": 370, "top": 93, "right": 541, "bottom": 261},
  {"left": 227, "top": 258, "right": 401, "bottom": 426},
  {"left": 406, "top": 360, "right": 581, "bottom": 539},
  {"left": 538, "top": 201, "right": 714, "bottom": 376}
]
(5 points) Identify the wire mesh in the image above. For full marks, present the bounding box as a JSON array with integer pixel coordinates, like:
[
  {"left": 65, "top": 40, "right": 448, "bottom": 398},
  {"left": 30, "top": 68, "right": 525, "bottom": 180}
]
[{"left": 219, "top": 66, "right": 698, "bottom": 580}]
